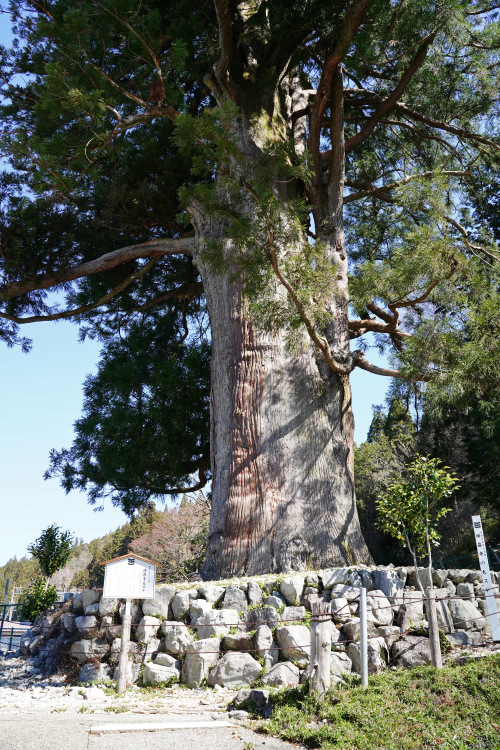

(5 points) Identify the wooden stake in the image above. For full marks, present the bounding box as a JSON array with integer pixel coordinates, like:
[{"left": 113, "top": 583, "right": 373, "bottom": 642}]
[
  {"left": 426, "top": 588, "right": 442, "bottom": 670},
  {"left": 359, "top": 587, "right": 368, "bottom": 688},
  {"left": 117, "top": 597, "right": 132, "bottom": 694},
  {"left": 310, "top": 600, "right": 331, "bottom": 695}
]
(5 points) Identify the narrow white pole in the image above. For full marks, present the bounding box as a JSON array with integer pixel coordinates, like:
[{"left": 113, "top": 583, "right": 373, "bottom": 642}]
[
  {"left": 359, "top": 587, "right": 368, "bottom": 689},
  {"left": 472, "top": 515, "right": 500, "bottom": 643},
  {"left": 117, "top": 597, "right": 132, "bottom": 694}
]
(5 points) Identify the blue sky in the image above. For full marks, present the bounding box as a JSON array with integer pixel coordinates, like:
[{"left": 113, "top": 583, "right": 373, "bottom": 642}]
[{"left": 0, "top": 14, "right": 390, "bottom": 567}]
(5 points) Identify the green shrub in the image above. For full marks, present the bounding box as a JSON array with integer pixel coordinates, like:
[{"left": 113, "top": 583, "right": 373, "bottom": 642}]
[{"left": 17, "top": 578, "right": 58, "bottom": 622}]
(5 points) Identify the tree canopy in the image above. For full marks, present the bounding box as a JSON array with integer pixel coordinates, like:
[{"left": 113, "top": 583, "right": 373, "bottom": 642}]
[{"left": 0, "top": 1, "right": 499, "bottom": 563}]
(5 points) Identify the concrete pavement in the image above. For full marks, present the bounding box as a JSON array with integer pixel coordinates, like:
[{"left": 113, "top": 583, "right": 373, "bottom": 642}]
[{"left": 0, "top": 712, "right": 301, "bottom": 750}]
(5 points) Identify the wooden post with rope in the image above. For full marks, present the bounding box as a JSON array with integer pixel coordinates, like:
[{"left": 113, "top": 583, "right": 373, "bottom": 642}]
[{"left": 310, "top": 600, "right": 331, "bottom": 695}]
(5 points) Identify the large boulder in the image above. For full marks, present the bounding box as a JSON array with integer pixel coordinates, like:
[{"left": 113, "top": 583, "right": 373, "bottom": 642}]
[
  {"left": 263, "top": 595, "right": 285, "bottom": 610},
  {"left": 75, "top": 616, "right": 98, "bottom": 635},
  {"left": 61, "top": 612, "right": 76, "bottom": 631},
  {"left": 171, "top": 590, "right": 196, "bottom": 620},
  {"left": 348, "top": 637, "right": 388, "bottom": 675},
  {"left": 456, "top": 582, "right": 475, "bottom": 599},
  {"left": 161, "top": 621, "right": 193, "bottom": 654},
  {"left": 330, "top": 597, "right": 350, "bottom": 623},
  {"left": 233, "top": 689, "right": 271, "bottom": 712},
  {"left": 221, "top": 630, "right": 255, "bottom": 651},
  {"left": 261, "top": 662, "right": 300, "bottom": 688},
  {"left": 182, "top": 638, "right": 220, "bottom": 689},
  {"left": 275, "top": 625, "right": 310, "bottom": 666},
  {"left": 357, "top": 570, "right": 375, "bottom": 592},
  {"left": 190, "top": 599, "right": 213, "bottom": 625},
  {"left": 196, "top": 609, "right": 240, "bottom": 638},
  {"left": 113, "top": 659, "right": 141, "bottom": 685},
  {"left": 82, "top": 589, "right": 101, "bottom": 610},
  {"left": 321, "top": 569, "right": 351, "bottom": 589},
  {"left": 433, "top": 588, "right": 455, "bottom": 633},
  {"left": 69, "top": 640, "right": 94, "bottom": 664},
  {"left": 397, "top": 591, "right": 424, "bottom": 630},
  {"left": 366, "top": 590, "right": 393, "bottom": 626},
  {"left": 432, "top": 569, "right": 449, "bottom": 588},
  {"left": 372, "top": 570, "right": 404, "bottom": 601},
  {"left": 247, "top": 581, "right": 263, "bottom": 606},
  {"left": 142, "top": 585, "right": 176, "bottom": 619},
  {"left": 392, "top": 636, "right": 432, "bottom": 668},
  {"left": 341, "top": 618, "right": 378, "bottom": 642},
  {"left": 376, "top": 626, "right": 402, "bottom": 649},
  {"left": 99, "top": 598, "right": 120, "bottom": 618},
  {"left": 119, "top": 601, "right": 142, "bottom": 623},
  {"left": 208, "top": 653, "right": 262, "bottom": 688},
  {"left": 254, "top": 625, "right": 278, "bottom": 670},
  {"left": 222, "top": 586, "right": 248, "bottom": 611},
  {"left": 242, "top": 606, "right": 281, "bottom": 631},
  {"left": 143, "top": 660, "right": 181, "bottom": 686},
  {"left": 330, "top": 585, "right": 360, "bottom": 602},
  {"left": 407, "top": 568, "right": 433, "bottom": 590},
  {"left": 447, "top": 569, "right": 471, "bottom": 584},
  {"left": 448, "top": 598, "right": 487, "bottom": 630},
  {"left": 279, "top": 576, "right": 305, "bottom": 605},
  {"left": 78, "top": 662, "right": 112, "bottom": 684},
  {"left": 282, "top": 606, "right": 306, "bottom": 624},
  {"left": 136, "top": 616, "right": 161, "bottom": 643},
  {"left": 197, "top": 584, "right": 225, "bottom": 604},
  {"left": 330, "top": 651, "right": 352, "bottom": 683}
]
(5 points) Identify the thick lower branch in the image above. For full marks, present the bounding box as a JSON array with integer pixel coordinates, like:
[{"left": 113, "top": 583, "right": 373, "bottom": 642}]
[{"left": 0, "top": 237, "right": 195, "bottom": 302}]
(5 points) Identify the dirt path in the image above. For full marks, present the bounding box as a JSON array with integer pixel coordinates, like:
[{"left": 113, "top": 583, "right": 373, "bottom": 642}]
[{"left": 0, "top": 656, "right": 302, "bottom": 750}]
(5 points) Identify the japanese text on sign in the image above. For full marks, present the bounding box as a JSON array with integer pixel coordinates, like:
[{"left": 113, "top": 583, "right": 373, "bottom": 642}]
[{"left": 103, "top": 557, "right": 156, "bottom": 599}]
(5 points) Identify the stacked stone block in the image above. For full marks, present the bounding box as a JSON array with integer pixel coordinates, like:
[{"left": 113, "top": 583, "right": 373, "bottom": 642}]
[{"left": 18, "top": 565, "right": 499, "bottom": 688}]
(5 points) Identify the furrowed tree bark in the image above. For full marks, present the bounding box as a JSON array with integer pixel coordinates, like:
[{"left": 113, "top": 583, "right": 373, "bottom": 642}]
[
  {"left": 196, "top": 244, "right": 370, "bottom": 577},
  {"left": 192, "top": 103, "right": 371, "bottom": 578}
]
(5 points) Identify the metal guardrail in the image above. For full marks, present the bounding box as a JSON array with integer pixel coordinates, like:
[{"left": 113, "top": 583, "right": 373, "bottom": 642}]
[
  {"left": 442, "top": 546, "right": 500, "bottom": 572},
  {"left": 0, "top": 602, "right": 31, "bottom": 653}
]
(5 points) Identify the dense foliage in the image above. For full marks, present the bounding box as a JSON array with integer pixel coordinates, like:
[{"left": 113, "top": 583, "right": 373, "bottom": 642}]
[
  {"left": 355, "top": 379, "right": 500, "bottom": 564},
  {"left": 0, "top": 1, "right": 498, "bottom": 570},
  {"left": 27, "top": 524, "right": 74, "bottom": 580},
  {"left": 17, "top": 578, "right": 58, "bottom": 622},
  {"left": 45, "top": 313, "right": 210, "bottom": 515}
]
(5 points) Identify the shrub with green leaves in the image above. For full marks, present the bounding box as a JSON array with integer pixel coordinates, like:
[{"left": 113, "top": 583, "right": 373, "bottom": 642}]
[
  {"left": 17, "top": 578, "right": 58, "bottom": 622},
  {"left": 376, "top": 456, "right": 459, "bottom": 591}
]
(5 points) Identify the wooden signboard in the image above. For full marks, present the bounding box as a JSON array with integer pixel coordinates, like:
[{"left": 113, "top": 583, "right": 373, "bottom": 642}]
[
  {"left": 102, "top": 553, "right": 156, "bottom": 600},
  {"left": 101, "top": 553, "right": 157, "bottom": 693}
]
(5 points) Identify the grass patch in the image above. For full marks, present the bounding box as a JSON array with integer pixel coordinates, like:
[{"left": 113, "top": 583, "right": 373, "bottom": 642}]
[{"left": 259, "top": 654, "right": 500, "bottom": 750}]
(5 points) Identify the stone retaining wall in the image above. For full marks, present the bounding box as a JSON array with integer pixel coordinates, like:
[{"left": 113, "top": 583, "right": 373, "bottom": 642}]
[{"left": 19, "top": 566, "right": 500, "bottom": 689}]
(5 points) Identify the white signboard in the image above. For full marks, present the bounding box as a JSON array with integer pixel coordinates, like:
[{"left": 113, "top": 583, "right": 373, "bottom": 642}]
[
  {"left": 472, "top": 515, "right": 500, "bottom": 642},
  {"left": 103, "top": 556, "right": 156, "bottom": 599}
]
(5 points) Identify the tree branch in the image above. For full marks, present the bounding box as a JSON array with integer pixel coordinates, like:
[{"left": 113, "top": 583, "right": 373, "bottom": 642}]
[
  {"left": 308, "top": 0, "right": 372, "bottom": 199},
  {"left": 344, "top": 170, "right": 470, "bottom": 203},
  {"left": 213, "top": 0, "right": 235, "bottom": 94},
  {"left": 393, "top": 102, "right": 500, "bottom": 151},
  {"left": 345, "top": 30, "right": 436, "bottom": 153},
  {"left": 0, "top": 258, "right": 160, "bottom": 324},
  {"left": 444, "top": 215, "right": 500, "bottom": 263},
  {"left": 355, "top": 354, "right": 435, "bottom": 381},
  {"left": 0, "top": 237, "right": 195, "bottom": 302}
]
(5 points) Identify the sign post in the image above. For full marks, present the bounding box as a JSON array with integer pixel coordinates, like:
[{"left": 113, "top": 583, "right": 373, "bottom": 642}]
[
  {"left": 101, "top": 554, "right": 156, "bottom": 693},
  {"left": 472, "top": 515, "right": 500, "bottom": 643}
]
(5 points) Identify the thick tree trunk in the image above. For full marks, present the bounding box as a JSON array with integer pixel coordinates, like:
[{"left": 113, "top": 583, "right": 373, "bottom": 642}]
[{"left": 194, "top": 226, "right": 370, "bottom": 578}]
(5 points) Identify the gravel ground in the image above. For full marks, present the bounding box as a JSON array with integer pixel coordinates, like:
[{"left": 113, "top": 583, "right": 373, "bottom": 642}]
[
  {"left": 2, "top": 645, "right": 499, "bottom": 749},
  {"left": 0, "top": 655, "right": 304, "bottom": 750}
]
